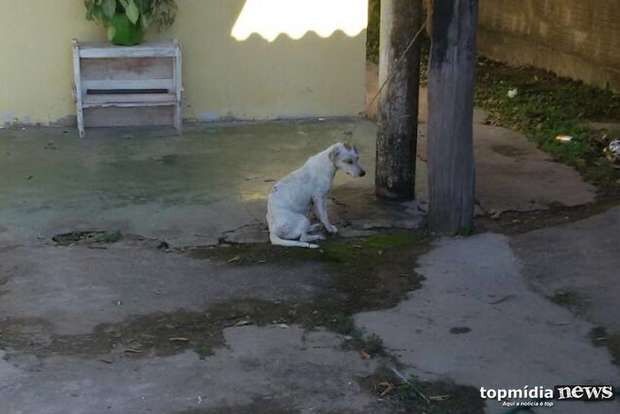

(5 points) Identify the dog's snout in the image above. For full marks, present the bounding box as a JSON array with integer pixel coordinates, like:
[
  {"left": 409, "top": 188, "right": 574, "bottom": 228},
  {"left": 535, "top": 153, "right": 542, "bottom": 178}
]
[{"left": 359, "top": 170, "right": 366, "bottom": 177}]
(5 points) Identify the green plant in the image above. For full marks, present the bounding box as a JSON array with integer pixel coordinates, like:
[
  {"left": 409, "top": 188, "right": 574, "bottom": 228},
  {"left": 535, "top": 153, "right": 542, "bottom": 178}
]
[
  {"left": 85, "top": 0, "right": 177, "bottom": 40},
  {"left": 366, "top": 0, "right": 381, "bottom": 63},
  {"left": 474, "top": 57, "right": 620, "bottom": 191}
]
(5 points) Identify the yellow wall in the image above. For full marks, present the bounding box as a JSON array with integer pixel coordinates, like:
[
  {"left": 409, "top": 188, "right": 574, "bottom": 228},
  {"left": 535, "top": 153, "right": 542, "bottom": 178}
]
[{"left": 0, "top": 0, "right": 367, "bottom": 126}]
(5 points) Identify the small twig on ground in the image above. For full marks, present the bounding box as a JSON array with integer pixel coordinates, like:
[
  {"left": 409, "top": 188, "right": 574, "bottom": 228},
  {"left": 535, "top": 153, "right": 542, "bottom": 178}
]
[{"left": 390, "top": 366, "right": 430, "bottom": 404}]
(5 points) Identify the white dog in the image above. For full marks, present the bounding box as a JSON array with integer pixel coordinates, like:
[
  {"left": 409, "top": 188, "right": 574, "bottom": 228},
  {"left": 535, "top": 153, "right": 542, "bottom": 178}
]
[{"left": 267, "top": 143, "right": 366, "bottom": 248}]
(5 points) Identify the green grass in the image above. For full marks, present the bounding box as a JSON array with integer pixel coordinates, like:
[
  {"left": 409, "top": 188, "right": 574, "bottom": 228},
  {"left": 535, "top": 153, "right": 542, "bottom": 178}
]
[
  {"left": 181, "top": 231, "right": 429, "bottom": 358},
  {"left": 360, "top": 369, "right": 484, "bottom": 414},
  {"left": 475, "top": 58, "right": 620, "bottom": 191},
  {"left": 367, "top": 7, "right": 620, "bottom": 191}
]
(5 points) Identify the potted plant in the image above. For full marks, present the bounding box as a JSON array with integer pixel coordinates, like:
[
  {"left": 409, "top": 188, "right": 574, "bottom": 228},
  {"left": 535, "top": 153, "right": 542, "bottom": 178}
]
[{"left": 84, "top": 0, "right": 177, "bottom": 46}]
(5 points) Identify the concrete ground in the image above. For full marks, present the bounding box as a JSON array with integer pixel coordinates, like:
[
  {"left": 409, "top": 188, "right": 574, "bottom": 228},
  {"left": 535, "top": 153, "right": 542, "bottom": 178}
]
[
  {"left": 356, "top": 231, "right": 620, "bottom": 414},
  {"left": 0, "top": 117, "right": 618, "bottom": 414},
  {"left": 367, "top": 62, "right": 596, "bottom": 214}
]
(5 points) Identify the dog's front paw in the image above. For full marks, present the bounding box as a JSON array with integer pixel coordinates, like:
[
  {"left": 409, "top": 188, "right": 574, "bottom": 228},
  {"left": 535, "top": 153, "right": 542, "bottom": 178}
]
[{"left": 325, "top": 224, "right": 338, "bottom": 234}]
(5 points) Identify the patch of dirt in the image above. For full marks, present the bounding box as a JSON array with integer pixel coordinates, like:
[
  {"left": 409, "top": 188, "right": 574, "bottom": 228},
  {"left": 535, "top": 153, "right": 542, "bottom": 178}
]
[
  {"left": 52, "top": 230, "right": 122, "bottom": 246},
  {"left": 187, "top": 232, "right": 430, "bottom": 314},
  {"left": 0, "top": 300, "right": 287, "bottom": 359},
  {"left": 1, "top": 232, "right": 431, "bottom": 360},
  {"left": 51, "top": 230, "right": 172, "bottom": 251},
  {"left": 0, "top": 318, "right": 54, "bottom": 352},
  {"left": 491, "top": 144, "right": 530, "bottom": 158},
  {"left": 475, "top": 197, "right": 620, "bottom": 235},
  {"left": 548, "top": 289, "right": 588, "bottom": 315}
]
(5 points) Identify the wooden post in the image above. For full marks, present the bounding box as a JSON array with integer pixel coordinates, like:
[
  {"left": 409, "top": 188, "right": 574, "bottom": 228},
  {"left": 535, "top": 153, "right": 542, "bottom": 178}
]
[
  {"left": 375, "top": 0, "right": 422, "bottom": 200},
  {"left": 427, "top": 0, "right": 478, "bottom": 233}
]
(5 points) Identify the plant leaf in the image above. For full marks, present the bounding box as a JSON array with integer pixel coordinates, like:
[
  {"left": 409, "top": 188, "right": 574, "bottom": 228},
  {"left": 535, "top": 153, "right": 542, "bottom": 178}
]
[
  {"left": 107, "top": 25, "right": 117, "bottom": 41},
  {"left": 102, "top": 0, "right": 116, "bottom": 18},
  {"left": 125, "top": 0, "right": 140, "bottom": 24},
  {"left": 140, "top": 13, "right": 151, "bottom": 30}
]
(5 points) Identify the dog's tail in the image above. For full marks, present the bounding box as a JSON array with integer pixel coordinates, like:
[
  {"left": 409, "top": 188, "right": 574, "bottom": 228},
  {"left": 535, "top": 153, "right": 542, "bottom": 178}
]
[{"left": 269, "top": 233, "right": 319, "bottom": 249}]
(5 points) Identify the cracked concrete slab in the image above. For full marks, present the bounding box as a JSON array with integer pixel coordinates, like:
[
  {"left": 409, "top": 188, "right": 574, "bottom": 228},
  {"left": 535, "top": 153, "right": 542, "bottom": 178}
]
[
  {"left": 0, "top": 118, "right": 610, "bottom": 414},
  {"left": 0, "top": 326, "right": 387, "bottom": 414},
  {"left": 0, "top": 243, "right": 329, "bottom": 335},
  {"left": 511, "top": 206, "right": 620, "bottom": 331},
  {"left": 355, "top": 233, "right": 620, "bottom": 414}
]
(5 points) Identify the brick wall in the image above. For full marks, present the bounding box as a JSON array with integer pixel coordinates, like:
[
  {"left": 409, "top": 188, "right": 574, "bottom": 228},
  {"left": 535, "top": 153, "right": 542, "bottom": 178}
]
[{"left": 478, "top": 0, "right": 620, "bottom": 91}]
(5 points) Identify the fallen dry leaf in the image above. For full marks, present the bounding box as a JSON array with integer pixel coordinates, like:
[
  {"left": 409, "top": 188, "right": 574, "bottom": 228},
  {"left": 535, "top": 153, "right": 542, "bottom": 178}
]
[
  {"left": 377, "top": 381, "right": 395, "bottom": 397},
  {"left": 169, "top": 337, "right": 190, "bottom": 343},
  {"left": 429, "top": 394, "right": 450, "bottom": 401}
]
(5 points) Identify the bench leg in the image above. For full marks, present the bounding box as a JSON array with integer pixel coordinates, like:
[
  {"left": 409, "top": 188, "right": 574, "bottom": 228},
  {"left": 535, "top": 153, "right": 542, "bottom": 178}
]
[
  {"left": 174, "top": 103, "right": 182, "bottom": 134},
  {"left": 77, "top": 108, "right": 85, "bottom": 138}
]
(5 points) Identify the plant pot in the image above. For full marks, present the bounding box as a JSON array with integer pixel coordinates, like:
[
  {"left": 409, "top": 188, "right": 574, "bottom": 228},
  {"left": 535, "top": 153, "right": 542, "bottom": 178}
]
[{"left": 108, "top": 14, "right": 144, "bottom": 46}]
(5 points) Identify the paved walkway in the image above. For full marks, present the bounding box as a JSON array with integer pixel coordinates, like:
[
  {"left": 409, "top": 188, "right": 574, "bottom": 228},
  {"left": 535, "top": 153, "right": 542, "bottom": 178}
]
[
  {"left": 0, "top": 119, "right": 617, "bottom": 414},
  {"left": 367, "top": 62, "right": 595, "bottom": 214},
  {"left": 357, "top": 230, "right": 620, "bottom": 414}
]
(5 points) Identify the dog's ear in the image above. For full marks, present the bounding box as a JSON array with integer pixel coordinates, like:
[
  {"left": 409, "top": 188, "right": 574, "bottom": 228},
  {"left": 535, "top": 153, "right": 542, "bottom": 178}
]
[{"left": 329, "top": 146, "right": 340, "bottom": 162}]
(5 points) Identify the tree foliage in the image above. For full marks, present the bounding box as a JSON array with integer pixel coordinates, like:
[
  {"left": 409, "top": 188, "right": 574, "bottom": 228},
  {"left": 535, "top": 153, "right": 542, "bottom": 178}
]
[{"left": 367, "top": 0, "right": 381, "bottom": 63}]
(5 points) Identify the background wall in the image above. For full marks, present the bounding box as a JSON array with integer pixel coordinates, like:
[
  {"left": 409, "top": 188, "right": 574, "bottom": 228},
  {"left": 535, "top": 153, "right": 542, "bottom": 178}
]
[
  {"left": 0, "top": 0, "right": 367, "bottom": 126},
  {"left": 478, "top": 0, "right": 620, "bottom": 92}
]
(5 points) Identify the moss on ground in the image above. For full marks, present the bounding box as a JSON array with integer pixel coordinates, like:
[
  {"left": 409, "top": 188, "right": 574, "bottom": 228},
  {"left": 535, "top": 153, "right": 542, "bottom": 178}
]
[
  {"left": 360, "top": 367, "right": 485, "bottom": 414},
  {"left": 607, "top": 334, "right": 620, "bottom": 366},
  {"left": 189, "top": 231, "right": 429, "bottom": 315},
  {"left": 548, "top": 289, "right": 586, "bottom": 315},
  {"left": 589, "top": 326, "right": 620, "bottom": 366},
  {"left": 187, "top": 231, "right": 430, "bottom": 357},
  {"left": 0, "top": 232, "right": 430, "bottom": 360},
  {"left": 475, "top": 197, "right": 620, "bottom": 235}
]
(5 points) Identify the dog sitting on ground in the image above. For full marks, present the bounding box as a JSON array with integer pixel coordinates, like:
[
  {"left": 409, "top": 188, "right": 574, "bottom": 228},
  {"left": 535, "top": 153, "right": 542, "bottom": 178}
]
[{"left": 267, "top": 143, "right": 366, "bottom": 248}]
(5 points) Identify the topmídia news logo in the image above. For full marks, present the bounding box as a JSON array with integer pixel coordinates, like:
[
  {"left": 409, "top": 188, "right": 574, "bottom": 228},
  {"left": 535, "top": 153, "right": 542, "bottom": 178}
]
[
  {"left": 555, "top": 385, "right": 615, "bottom": 400},
  {"left": 480, "top": 385, "right": 615, "bottom": 408}
]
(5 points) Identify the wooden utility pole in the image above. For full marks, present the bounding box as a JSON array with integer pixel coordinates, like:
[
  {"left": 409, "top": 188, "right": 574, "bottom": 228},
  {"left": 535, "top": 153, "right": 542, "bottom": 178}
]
[
  {"left": 427, "top": 0, "right": 478, "bottom": 233},
  {"left": 375, "top": 0, "right": 422, "bottom": 200}
]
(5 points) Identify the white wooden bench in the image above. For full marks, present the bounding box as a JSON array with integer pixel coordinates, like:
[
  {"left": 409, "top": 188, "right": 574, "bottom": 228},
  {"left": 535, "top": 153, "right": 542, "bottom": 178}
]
[{"left": 72, "top": 40, "right": 182, "bottom": 137}]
